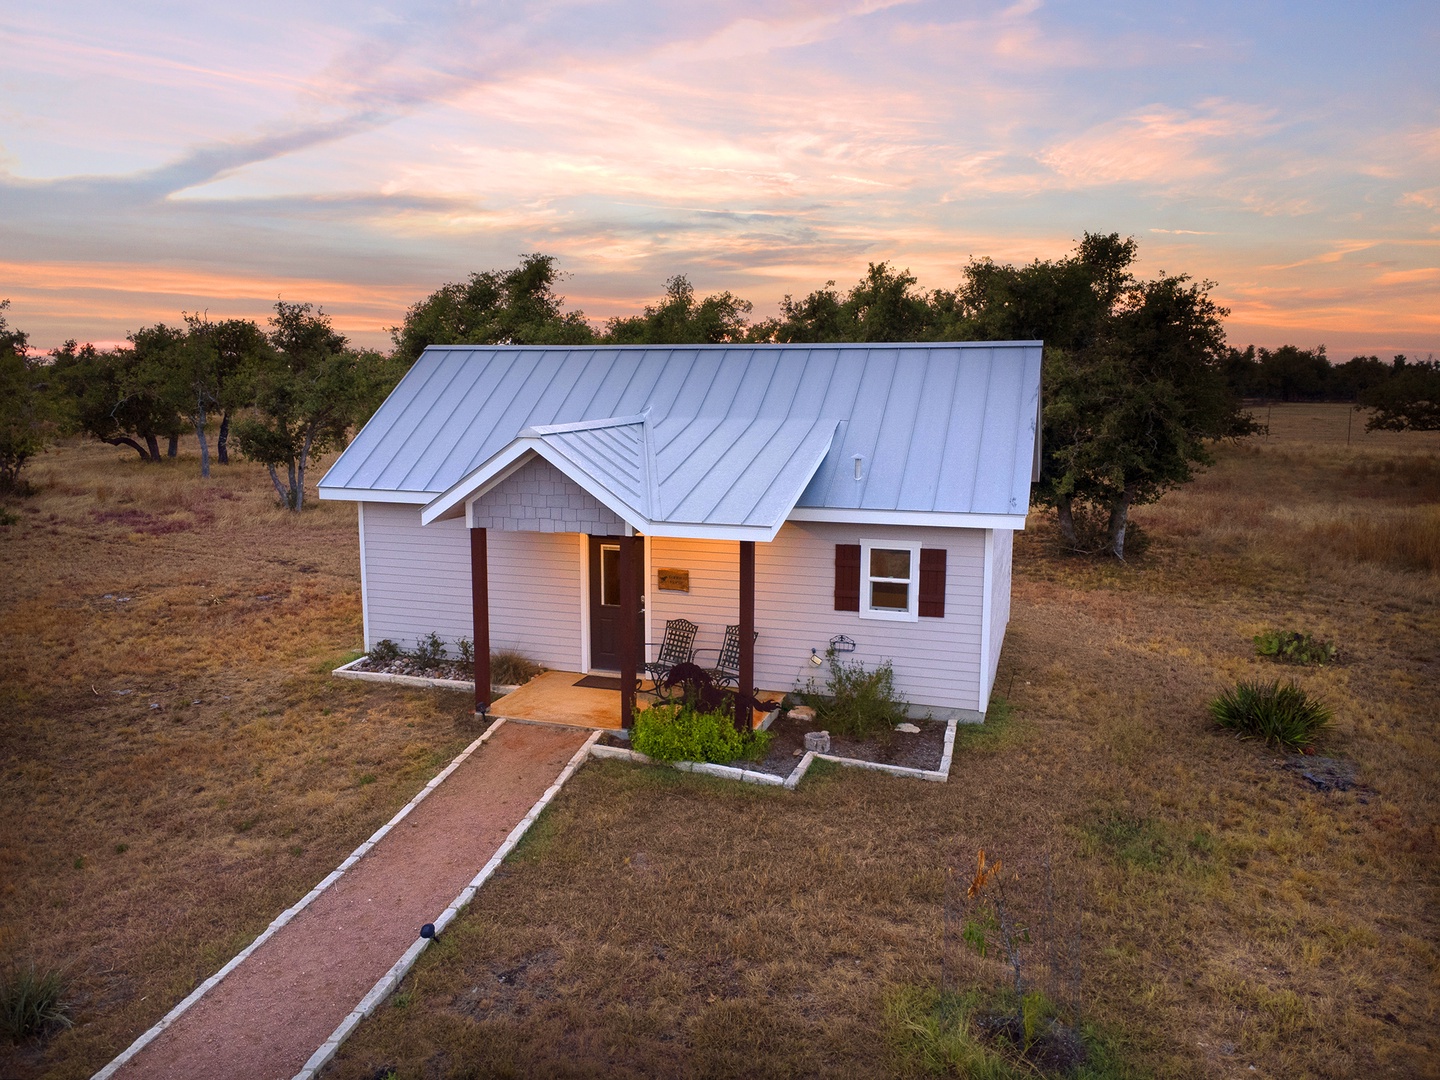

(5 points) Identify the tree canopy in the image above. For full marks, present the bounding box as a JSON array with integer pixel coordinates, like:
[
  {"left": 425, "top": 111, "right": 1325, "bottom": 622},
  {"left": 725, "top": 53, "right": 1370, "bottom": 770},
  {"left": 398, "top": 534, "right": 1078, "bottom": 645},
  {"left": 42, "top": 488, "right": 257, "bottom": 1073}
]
[
  {"left": 0, "top": 300, "right": 57, "bottom": 493},
  {"left": 390, "top": 253, "right": 596, "bottom": 365},
  {"left": 1360, "top": 357, "right": 1440, "bottom": 431}
]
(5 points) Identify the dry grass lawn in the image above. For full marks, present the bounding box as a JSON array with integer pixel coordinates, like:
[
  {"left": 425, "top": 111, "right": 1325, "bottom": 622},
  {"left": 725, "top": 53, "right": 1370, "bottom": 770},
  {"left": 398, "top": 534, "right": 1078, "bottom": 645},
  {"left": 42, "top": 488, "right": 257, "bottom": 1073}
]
[{"left": 2, "top": 405, "right": 1437, "bottom": 1079}]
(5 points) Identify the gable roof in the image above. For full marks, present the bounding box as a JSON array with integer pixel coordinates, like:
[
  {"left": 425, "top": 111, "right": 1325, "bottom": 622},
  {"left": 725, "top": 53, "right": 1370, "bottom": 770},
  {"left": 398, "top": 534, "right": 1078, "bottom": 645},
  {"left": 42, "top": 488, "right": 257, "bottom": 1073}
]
[{"left": 319, "top": 342, "right": 1042, "bottom": 538}]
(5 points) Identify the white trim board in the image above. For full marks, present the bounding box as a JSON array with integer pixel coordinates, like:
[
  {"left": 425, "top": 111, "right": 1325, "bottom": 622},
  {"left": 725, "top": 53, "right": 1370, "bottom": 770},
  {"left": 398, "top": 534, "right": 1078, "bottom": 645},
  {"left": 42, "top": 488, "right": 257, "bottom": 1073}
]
[
  {"left": 978, "top": 528, "right": 995, "bottom": 713},
  {"left": 357, "top": 502, "right": 371, "bottom": 652}
]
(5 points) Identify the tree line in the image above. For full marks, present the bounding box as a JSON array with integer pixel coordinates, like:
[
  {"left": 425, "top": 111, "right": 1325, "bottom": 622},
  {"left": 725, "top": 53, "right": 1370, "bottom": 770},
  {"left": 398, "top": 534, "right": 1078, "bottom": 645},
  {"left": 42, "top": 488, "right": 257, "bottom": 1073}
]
[{"left": 3, "top": 238, "right": 1435, "bottom": 557}]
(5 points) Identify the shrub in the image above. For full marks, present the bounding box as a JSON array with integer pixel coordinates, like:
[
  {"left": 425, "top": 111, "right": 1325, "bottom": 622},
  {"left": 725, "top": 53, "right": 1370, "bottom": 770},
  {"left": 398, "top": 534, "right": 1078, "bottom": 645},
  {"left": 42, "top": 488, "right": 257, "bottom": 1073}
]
[
  {"left": 1254, "top": 629, "right": 1339, "bottom": 665},
  {"left": 1209, "top": 679, "right": 1332, "bottom": 749},
  {"left": 368, "top": 639, "right": 401, "bottom": 665},
  {"left": 1, "top": 965, "right": 72, "bottom": 1043},
  {"left": 491, "top": 648, "right": 544, "bottom": 686},
  {"left": 632, "top": 703, "right": 749, "bottom": 764},
  {"left": 798, "top": 651, "right": 909, "bottom": 738},
  {"left": 455, "top": 636, "right": 474, "bottom": 666},
  {"left": 407, "top": 632, "right": 448, "bottom": 669}
]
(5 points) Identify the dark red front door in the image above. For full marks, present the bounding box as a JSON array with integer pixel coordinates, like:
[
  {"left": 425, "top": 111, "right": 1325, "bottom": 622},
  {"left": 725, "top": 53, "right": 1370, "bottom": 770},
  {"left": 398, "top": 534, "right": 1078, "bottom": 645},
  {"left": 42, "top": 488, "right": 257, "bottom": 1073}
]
[{"left": 588, "top": 536, "right": 644, "bottom": 671}]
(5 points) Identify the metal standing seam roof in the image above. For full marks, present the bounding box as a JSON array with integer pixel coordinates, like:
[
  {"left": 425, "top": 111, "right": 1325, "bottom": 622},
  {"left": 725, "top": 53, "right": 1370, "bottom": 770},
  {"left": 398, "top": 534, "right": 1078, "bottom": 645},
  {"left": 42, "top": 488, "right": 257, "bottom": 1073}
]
[{"left": 318, "top": 342, "right": 1043, "bottom": 539}]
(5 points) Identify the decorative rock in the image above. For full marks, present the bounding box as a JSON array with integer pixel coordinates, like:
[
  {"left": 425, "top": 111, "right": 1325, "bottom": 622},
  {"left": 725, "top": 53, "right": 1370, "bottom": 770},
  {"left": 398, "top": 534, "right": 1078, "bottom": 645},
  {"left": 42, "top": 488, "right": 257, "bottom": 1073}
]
[
  {"left": 803, "top": 730, "right": 830, "bottom": 753},
  {"left": 895, "top": 722, "right": 921, "bottom": 734},
  {"left": 788, "top": 705, "right": 817, "bottom": 722}
]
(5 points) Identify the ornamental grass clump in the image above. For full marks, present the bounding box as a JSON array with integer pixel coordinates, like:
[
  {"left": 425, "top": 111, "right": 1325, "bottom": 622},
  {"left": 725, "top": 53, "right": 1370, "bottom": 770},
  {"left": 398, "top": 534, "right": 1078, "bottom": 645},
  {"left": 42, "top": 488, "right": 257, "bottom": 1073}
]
[
  {"left": 632, "top": 703, "right": 769, "bottom": 764},
  {"left": 1209, "top": 679, "right": 1332, "bottom": 750},
  {"left": 1, "top": 965, "right": 72, "bottom": 1043}
]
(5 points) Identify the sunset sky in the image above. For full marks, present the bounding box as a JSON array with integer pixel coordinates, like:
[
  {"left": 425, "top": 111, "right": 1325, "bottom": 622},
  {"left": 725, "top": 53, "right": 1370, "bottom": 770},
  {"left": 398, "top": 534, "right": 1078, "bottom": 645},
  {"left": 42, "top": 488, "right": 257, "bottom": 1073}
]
[{"left": 2, "top": 1, "right": 1436, "bottom": 357}]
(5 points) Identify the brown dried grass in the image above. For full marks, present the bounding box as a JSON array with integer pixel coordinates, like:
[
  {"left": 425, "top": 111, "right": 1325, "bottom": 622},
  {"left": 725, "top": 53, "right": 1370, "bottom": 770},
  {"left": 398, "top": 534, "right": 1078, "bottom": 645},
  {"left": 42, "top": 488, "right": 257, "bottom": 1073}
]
[
  {"left": 3, "top": 407, "right": 1438, "bottom": 1079},
  {"left": 0, "top": 440, "right": 484, "bottom": 1079}
]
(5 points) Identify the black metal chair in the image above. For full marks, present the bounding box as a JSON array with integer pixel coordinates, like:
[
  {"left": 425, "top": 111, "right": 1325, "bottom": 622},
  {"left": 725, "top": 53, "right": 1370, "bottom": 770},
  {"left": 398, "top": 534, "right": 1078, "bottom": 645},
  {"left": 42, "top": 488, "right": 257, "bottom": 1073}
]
[
  {"left": 703, "top": 624, "right": 758, "bottom": 689},
  {"left": 640, "top": 618, "right": 698, "bottom": 690}
]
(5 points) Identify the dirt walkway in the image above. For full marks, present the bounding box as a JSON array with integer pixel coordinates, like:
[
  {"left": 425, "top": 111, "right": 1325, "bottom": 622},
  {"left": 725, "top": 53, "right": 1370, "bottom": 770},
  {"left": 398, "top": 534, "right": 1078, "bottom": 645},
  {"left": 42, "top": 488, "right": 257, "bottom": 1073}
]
[{"left": 104, "top": 720, "right": 591, "bottom": 1080}]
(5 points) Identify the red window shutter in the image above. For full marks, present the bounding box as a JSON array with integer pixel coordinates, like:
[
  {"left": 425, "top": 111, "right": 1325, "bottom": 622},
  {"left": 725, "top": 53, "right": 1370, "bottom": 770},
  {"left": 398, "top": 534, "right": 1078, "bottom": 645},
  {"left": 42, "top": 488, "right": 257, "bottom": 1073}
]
[
  {"left": 835, "top": 544, "right": 860, "bottom": 611},
  {"left": 919, "top": 548, "right": 946, "bottom": 618}
]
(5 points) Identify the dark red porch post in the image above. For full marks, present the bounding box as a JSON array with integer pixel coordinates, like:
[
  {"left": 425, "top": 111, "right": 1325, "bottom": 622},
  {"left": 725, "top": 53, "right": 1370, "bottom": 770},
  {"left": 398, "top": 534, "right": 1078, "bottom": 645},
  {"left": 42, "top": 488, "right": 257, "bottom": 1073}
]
[
  {"left": 737, "top": 540, "right": 755, "bottom": 732},
  {"left": 618, "top": 532, "right": 638, "bottom": 730},
  {"left": 470, "top": 526, "right": 491, "bottom": 715}
]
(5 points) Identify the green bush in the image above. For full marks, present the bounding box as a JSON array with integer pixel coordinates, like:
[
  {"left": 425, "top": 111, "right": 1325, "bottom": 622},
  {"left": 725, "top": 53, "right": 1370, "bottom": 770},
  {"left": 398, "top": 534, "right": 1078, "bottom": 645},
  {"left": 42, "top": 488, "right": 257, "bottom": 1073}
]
[
  {"left": 798, "top": 651, "right": 909, "bottom": 737},
  {"left": 408, "top": 631, "right": 448, "bottom": 668},
  {"left": 1, "top": 965, "right": 72, "bottom": 1043},
  {"left": 632, "top": 703, "right": 755, "bottom": 764},
  {"left": 1254, "top": 629, "right": 1339, "bottom": 665},
  {"left": 368, "top": 638, "right": 401, "bottom": 665},
  {"left": 1209, "top": 679, "right": 1332, "bottom": 750}
]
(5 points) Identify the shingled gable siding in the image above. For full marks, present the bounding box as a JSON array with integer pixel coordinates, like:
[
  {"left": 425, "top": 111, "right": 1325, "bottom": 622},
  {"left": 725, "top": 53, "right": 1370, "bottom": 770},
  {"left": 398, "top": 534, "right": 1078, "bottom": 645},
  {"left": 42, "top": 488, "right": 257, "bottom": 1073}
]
[
  {"left": 359, "top": 501, "right": 583, "bottom": 670},
  {"left": 469, "top": 456, "right": 627, "bottom": 535},
  {"left": 650, "top": 522, "right": 986, "bottom": 711}
]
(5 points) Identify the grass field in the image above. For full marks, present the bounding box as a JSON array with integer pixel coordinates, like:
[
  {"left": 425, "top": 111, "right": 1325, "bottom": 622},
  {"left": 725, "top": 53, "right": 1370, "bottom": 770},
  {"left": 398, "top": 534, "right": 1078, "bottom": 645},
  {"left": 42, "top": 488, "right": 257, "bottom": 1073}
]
[{"left": 1, "top": 404, "right": 1437, "bottom": 1079}]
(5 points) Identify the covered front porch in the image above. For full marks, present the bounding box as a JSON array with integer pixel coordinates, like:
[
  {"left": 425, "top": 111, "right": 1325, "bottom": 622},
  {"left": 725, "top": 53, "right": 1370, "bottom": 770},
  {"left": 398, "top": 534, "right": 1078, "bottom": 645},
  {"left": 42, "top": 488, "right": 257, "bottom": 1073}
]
[
  {"left": 487, "top": 670, "right": 783, "bottom": 732},
  {"left": 419, "top": 415, "right": 811, "bottom": 735}
]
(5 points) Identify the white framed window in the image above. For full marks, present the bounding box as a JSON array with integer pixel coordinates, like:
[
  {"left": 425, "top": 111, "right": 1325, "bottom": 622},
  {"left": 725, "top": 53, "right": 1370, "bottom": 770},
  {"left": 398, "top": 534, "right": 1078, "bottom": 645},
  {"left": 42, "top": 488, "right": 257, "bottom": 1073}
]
[{"left": 858, "top": 539, "right": 920, "bottom": 621}]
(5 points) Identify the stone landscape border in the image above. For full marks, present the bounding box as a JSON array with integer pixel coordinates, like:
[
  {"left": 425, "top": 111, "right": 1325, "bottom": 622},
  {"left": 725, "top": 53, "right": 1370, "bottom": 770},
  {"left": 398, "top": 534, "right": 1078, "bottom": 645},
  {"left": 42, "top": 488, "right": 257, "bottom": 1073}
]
[
  {"left": 91, "top": 719, "right": 571, "bottom": 1080},
  {"left": 331, "top": 656, "right": 517, "bottom": 697},
  {"left": 590, "top": 715, "right": 959, "bottom": 789},
  {"left": 293, "top": 725, "right": 601, "bottom": 1080}
]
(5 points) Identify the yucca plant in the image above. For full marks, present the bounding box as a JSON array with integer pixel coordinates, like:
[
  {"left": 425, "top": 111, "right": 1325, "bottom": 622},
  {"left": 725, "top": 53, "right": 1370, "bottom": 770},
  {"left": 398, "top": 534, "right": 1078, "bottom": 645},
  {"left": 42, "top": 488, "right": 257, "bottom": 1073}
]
[
  {"left": 1209, "top": 679, "right": 1332, "bottom": 750},
  {"left": 1, "top": 965, "right": 72, "bottom": 1043}
]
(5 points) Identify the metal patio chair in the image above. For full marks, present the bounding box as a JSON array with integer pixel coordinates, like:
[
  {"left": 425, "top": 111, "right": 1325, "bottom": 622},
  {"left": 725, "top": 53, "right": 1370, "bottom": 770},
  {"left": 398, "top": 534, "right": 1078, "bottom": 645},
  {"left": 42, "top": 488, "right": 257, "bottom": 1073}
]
[
  {"left": 702, "top": 624, "right": 758, "bottom": 689},
  {"left": 640, "top": 618, "right": 698, "bottom": 692}
]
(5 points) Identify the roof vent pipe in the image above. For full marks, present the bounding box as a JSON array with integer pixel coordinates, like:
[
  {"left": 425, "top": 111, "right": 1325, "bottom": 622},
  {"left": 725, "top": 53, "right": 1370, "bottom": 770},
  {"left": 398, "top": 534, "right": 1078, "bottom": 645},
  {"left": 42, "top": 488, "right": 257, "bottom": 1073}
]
[{"left": 853, "top": 455, "right": 864, "bottom": 481}]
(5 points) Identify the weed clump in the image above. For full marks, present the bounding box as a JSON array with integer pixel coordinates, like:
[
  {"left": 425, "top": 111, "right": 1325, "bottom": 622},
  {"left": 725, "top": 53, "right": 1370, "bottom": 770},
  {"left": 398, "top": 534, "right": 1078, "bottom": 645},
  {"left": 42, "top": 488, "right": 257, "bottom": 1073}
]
[
  {"left": 632, "top": 703, "right": 770, "bottom": 764},
  {"left": 1210, "top": 679, "right": 1332, "bottom": 749},
  {"left": 1254, "top": 629, "right": 1339, "bottom": 665},
  {"left": 1, "top": 965, "right": 72, "bottom": 1043},
  {"left": 798, "top": 650, "right": 909, "bottom": 738},
  {"left": 490, "top": 648, "right": 544, "bottom": 687}
]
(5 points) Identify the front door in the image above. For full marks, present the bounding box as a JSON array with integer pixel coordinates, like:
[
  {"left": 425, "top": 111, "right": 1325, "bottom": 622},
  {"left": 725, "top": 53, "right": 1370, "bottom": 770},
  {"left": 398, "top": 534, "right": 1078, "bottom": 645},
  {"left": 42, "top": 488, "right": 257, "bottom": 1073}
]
[{"left": 588, "top": 536, "right": 644, "bottom": 671}]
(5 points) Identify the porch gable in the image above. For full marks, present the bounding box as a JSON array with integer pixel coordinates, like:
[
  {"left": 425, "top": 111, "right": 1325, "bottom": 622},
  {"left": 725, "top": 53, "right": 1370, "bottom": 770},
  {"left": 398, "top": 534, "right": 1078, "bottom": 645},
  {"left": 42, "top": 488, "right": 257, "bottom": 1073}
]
[{"left": 470, "top": 455, "right": 627, "bottom": 535}]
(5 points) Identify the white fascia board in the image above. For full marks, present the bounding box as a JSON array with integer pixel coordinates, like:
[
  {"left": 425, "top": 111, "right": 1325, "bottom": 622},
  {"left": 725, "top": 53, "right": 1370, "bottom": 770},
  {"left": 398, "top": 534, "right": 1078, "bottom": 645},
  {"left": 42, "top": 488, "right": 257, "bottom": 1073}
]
[
  {"left": 786, "top": 507, "right": 1030, "bottom": 531},
  {"left": 318, "top": 487, "right": 434, "bottom": 505},
  {"left": 640, "top": 520, "right": 780, "bottom": 543},
  {"left": 421, "top": 442, "right": 534, "bottom": 524}
]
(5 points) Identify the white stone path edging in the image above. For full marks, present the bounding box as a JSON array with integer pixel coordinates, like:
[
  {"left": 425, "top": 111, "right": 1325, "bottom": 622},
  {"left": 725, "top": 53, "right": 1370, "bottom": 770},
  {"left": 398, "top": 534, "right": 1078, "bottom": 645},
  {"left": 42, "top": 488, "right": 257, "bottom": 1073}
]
[
  {"left": 590, "top": 716, "right": 959, "bottom": 790},
  {"left": 293, "top": 727, "right": 602, "bottom": 1080},
  {"left": 94, "top": 718, "right": 521, "bottom": 1080},
  {"left": 331, "top": 657, "right": 518, "bottom": 697}
]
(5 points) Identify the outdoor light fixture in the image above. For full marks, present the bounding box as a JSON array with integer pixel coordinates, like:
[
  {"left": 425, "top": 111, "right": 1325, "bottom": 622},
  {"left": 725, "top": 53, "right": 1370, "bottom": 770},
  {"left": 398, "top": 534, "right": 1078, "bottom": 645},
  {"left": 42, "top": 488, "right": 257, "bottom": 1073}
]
[{"left": 810, "top": 648, "right": 824, "bottom": 666}]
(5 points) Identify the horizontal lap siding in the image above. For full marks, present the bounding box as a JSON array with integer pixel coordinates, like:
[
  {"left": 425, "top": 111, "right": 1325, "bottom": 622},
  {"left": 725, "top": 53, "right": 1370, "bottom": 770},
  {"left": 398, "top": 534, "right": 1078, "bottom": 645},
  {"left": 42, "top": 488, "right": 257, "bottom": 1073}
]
[
  {"left": 985, "top": 528, "right": 1014, "bottom": 705},
  {"left": 361, "top": 502, "right": 582, "bottom": 670},
  {"left": 651, "top": 522, "right": 985, "bottom": 710}
]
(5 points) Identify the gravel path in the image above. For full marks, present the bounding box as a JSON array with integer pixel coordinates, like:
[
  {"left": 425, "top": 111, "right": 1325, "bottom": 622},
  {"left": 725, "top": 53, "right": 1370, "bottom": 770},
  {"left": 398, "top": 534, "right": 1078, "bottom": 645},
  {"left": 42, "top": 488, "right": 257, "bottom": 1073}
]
[{"left": 108, "top": 720, "right": 591, "bottom": 1080}]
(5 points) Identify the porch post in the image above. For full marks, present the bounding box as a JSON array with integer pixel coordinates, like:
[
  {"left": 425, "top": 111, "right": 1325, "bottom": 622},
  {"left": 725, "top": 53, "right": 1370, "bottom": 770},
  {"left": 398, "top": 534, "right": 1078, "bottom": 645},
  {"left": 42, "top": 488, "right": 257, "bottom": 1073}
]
[
  {"left": 618, "top": 532, "right": 638, "bottom": 730},
  {"left": 737, "top": 539, "right": 755, "bottom": 731},
  {"left": 470, "top": 526, "right": 491, "bottom": 715}
]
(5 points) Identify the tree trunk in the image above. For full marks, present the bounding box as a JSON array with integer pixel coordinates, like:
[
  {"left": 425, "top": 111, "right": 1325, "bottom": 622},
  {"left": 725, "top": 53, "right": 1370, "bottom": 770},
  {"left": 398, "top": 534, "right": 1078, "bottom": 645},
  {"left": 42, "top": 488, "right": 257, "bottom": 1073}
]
[
  {"left": 287, "top": 458, "right": 300, "bottom": 512},
  {"left": 104, "top": 436, "right": 152, "bottom": 461},
  {"left": 217, "top": 412, "right": 230, "bottom": 465},
  {"left": 144, "top": 433, "right": 161, "bottom": 461},
  {"left": 167, "top": 433, "right": 178, "bottom": 458},
  {"left": 1107, "top": 484, "right": 1137, "bottom": 561},
  {"left": 295, "top": 424, "right": 318, "bottom": 513},
  {"left": 194, "top": 404, "right": 210, "bottom": 479},
  {"left": 265, "top": 463, "right": 289, "bottom": 506},
  {"left": 1056, "top": 495, "right": 1079, "bottom": 549}
]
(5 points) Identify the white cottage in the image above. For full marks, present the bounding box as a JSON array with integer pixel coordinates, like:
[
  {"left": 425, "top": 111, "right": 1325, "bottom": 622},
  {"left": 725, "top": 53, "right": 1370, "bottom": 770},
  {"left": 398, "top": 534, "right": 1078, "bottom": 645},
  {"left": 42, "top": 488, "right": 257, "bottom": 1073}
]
[{"left": 318, "top": 342, "right": 1041, "bottom": 728}]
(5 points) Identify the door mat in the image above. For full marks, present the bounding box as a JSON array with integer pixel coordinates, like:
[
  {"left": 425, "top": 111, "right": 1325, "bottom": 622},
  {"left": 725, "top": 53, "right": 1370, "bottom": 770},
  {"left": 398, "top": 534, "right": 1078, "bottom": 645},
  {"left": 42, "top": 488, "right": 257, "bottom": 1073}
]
[{"left": 574, "top": 675, "right": 628, "bottom": 691}]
